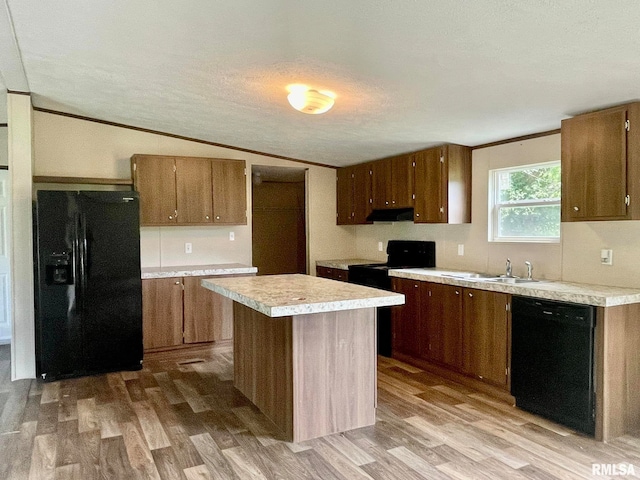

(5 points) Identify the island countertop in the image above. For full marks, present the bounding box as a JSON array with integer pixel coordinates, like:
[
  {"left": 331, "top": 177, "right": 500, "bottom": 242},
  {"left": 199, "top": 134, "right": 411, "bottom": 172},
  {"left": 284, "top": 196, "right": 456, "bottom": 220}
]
[
  {"left": 141, "top": 263, "right": 257, "bottom": 279},
  {"left": 201, "top": 274, "right": 404, "bottom": 317}
]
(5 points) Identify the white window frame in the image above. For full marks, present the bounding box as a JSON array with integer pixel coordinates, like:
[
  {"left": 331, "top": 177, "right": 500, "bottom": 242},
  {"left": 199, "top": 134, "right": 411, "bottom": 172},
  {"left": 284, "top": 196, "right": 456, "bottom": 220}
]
[{"left": 488, "top": 161, "right": 561, "bottom": 243}]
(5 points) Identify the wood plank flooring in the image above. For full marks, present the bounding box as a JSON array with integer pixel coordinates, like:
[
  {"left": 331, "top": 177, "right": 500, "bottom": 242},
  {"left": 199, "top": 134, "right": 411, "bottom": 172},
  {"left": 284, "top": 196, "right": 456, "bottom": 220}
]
[{"left": 1, "top": 343, "right": 639, "bottom": 479}]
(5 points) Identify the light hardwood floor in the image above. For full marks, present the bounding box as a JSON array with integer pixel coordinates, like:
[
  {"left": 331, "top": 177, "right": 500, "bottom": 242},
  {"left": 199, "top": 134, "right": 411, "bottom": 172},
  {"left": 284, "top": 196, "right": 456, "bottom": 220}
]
[{"left": 0, "top": 343, "right": 639, "bottom": 479}]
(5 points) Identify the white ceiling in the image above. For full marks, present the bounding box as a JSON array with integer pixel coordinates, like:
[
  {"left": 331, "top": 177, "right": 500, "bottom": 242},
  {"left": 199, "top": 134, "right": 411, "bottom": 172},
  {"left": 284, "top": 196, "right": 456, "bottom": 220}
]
[{"left": 2, "top": 1, "right": 640, "bottom": 166}]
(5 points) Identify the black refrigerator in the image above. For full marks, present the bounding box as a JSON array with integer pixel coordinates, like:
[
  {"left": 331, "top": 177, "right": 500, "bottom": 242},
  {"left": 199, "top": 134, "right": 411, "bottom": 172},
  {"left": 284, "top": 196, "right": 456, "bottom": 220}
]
[{"left": 34, "top": 190, "right": 143, "bottom": 381}]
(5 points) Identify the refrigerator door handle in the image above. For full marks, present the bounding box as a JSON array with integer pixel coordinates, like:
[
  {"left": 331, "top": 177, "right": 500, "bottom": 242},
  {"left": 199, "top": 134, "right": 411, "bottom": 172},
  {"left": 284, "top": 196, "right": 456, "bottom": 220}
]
[{"left": 80, "top": 213, "right": 89, "bottom": 294}]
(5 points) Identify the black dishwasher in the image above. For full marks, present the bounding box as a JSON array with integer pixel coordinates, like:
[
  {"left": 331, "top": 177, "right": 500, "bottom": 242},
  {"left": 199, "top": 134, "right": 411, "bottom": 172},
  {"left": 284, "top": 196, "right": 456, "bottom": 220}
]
[{"left": 511, "top": 296, "right": 596, "bottom": 435}]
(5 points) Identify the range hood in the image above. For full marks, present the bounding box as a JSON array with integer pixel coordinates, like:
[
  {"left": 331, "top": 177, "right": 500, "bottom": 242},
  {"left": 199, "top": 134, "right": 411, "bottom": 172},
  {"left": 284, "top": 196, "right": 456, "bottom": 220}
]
[{"left": 366, "top": 208, "right": 414, "bottom": 222}]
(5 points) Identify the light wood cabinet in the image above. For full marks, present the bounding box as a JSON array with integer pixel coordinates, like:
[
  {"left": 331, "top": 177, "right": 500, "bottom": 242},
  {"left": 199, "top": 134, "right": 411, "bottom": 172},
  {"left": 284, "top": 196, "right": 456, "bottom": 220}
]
[
  {"left": 132, "top": 154, "right": 247, "bottom": 226},
  {"left": 142, "top": 278, "right": 184, "bottom": 349},
  {"left": 134, "top": 156, "right": 178, "bottom": 225},
  {"left": 561, "top": 102, "right": 640, "bottom": 221},
  {"left": 183, "top": 276, "right": 232, "bottom": 343},
  {"left": 142, "top": 274, "right": 246, "bottom": 350},
  {"left": 414, "top": 144, "right": 471, "bottom": 224},
  {"left": 176, "top": 157, "right": 213, "bottom": 223},
  {"left": 462, "top": 289, "right": 510, "bottom": 388},
  {"left": 211, "top": 159, "right": 247, "bottom": 224}
]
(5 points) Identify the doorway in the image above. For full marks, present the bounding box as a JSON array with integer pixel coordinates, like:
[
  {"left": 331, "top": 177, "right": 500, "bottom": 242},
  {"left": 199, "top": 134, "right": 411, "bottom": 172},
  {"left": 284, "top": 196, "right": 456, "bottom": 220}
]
[{"left": 251, "top": 166, "right": 307, "bottom": 275}]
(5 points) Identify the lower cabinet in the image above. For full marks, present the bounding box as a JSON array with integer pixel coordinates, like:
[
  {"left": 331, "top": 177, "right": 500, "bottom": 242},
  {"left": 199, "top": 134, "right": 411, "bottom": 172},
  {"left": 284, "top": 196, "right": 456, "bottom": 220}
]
[
  {"left": 142, "top": 277, "right": 184, "bottom": 350},
  {"left": 316, "top": 266, "right": 349, "bottom": 282},
  {"left": 462, "top": 288, "right": 510, "bottom": 388},
  {"left": 391, "top": 278, "right": 511, "bottom": 391},
  {"left": 142, "top": 276, "right": 234, "bottom": 350}
]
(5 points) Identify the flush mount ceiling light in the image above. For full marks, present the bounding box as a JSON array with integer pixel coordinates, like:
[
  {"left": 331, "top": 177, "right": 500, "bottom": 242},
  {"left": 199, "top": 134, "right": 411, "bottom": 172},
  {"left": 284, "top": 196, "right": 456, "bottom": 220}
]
[{"left": 287, "top": 85, "right": 335, "bottom": 114}]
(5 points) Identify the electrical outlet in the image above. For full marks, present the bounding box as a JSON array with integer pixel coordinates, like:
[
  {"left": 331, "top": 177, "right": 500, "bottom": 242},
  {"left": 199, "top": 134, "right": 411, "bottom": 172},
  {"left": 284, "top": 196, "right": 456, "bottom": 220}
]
[
  {"left": 185, "top": 242, "right": 192, "bottom": 254},
  {"left": 378, "top": 241, "right": 383, "bottom": 252},
  {"left": 229, "top": 231, "right": 235, "bottom": 241},
  {"left": 600, "top": 249, "right": 613, "bottom": 266},
  {"left": 457, "top": 244, "right": 464, "bottom": 256}
]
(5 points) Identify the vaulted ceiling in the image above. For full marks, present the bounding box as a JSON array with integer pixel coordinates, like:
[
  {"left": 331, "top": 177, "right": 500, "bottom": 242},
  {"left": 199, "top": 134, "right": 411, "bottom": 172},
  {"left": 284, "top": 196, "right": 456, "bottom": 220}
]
[{"left": 2, "top": 1, "right": 640, "bottom": 166}]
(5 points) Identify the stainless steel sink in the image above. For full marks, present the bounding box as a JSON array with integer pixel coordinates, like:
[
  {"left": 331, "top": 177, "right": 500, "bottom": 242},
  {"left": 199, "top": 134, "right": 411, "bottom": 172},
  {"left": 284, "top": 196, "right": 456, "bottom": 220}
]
[
  {"left": 441, "top": 272, "right": 500, "bottom": 279},
  {"left": 485, "top": 277, "right": 540, "bottom": 284}
]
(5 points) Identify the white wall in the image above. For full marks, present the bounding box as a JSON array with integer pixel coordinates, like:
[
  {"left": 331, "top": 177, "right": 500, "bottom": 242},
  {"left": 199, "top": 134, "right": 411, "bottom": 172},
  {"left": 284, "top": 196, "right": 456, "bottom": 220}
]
[
  {"left": 33, "top": 111, "right": 356, "bottom": 272},
  {"left": 351, "top": 134, "right": 640, "bottom": 289},
  {"left": 8, "top": 93, "right": 35, "bottom": 380}
]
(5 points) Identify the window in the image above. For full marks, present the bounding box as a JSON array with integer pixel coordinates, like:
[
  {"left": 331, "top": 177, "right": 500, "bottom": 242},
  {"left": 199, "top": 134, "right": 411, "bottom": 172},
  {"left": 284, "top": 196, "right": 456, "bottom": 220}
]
[{"left": 489, "top": 161, "right": 561, "bottom": 242}]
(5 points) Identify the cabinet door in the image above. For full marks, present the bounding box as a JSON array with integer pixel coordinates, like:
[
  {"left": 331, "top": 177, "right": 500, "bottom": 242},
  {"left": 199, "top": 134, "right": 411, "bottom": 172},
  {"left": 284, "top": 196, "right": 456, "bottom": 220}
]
[
  {"left": 336, "top": 167, "right": 354, "bottom": 225},
  {"left": 419, "top": 282, "right": 442, "bottom": 362},
  {"left": 353, "top": 163, "right": 373, "bottom": 224},
  {"left": 561, "top": 106, "right": 628, "bottom": 221},
  {"left": 372, "top": 158, "right": 393, "bottom": 209},
  {"left": 133, "top": 155, "right": 177, "bottom": 225},
  {"left": 462, "top": 289, "right": 509, "bottom": 387},
  {"left": 391, "top": 278, "right": 421, "bottom": 357},
  {"left": 212, "top": 159, "right": 247, "bottom": 224},
  {"left": 183, "top": 276, "right": 233, "bottom": 343},
  {"left": 142, "top": 278, "right": 183, "bottom": 349},
  {"left": 316, "top": 266, "right": 334, "bottom": 279},
  {"left": 391, "top": 155, "right": 414, "bottom": 209},
  {"left": 414, "top": 147, "right": 444, "bottom": 223},
  {"left": 175, "top": 157, "right": 213, "bottom": 224},
  {"left": 423, "top": 283, "right": 463, "bottom": 369}
]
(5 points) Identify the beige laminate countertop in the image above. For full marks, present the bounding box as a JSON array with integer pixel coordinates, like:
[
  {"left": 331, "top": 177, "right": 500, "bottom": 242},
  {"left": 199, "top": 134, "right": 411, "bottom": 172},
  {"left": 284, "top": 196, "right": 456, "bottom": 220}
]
[
  {"left": 316, "top": 259, "right": 384, "bottom": 270},
  {"left": 389, "top": 268, "right": 640, "bottom": 307},
  {"left": 201, "top": 274, "right": 404, "bottom": 317},
  {"left": 141, "top": 263, "right": 257, "bottom": 279}
]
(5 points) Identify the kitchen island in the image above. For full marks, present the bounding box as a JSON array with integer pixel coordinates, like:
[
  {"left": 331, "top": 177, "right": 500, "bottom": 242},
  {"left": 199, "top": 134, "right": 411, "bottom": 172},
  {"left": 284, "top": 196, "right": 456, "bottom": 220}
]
[{"left": 201, "top": 274, "right": 404, "bottom": 442}]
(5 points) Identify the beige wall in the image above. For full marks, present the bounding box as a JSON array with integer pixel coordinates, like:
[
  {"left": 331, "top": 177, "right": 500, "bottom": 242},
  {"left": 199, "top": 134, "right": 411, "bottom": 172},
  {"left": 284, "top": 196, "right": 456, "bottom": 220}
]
[
  {"left": 33, "top": 111, "right": 356, "bottom": 271},
  {"left": 0, "top": 126, "right": 7, "bottom": 166},
  {"left": 351, "top": 134, "right": 640, "bottom": 289}
]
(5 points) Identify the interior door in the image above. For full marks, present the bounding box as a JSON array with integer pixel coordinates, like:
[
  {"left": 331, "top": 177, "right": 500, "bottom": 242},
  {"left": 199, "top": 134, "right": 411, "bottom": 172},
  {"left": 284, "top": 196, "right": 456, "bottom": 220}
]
[{"left": 0, "top": 171, "right": 10, "bottom": 343}]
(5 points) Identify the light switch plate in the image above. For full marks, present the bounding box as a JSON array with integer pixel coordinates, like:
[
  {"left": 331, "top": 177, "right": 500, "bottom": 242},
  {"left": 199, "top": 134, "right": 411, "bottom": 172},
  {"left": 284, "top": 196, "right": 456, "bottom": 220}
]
[
  {"left": 185, "top": 242, "right": 192, "bottom": 254},
  {"left": 378, "top": 241, "right": 383, "bottom": 252},
  {"left": 600, "top": 249, "right": 613, "bottom": 265},
  {"left": 457, "top": 244, "right": 464, "bottom": 256},
  {"left": 229, "top": 231, "right": 235, "bottom": 241}
]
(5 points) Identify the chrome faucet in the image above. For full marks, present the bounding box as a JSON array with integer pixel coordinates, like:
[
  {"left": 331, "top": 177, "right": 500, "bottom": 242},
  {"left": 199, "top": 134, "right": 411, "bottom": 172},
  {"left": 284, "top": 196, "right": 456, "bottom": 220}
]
[
  {"left": 505, "top": 258, "right": 512, "bottom": 277},
  {"left": 525, "top": 261, "right": 533, "bottom": 280}
]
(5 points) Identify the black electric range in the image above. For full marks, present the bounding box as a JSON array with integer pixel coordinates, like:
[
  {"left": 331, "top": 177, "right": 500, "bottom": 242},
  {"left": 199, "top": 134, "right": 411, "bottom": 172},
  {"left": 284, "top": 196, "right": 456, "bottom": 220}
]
[{"left": 348, "top": 240, "right": 436, "bottom": 356}]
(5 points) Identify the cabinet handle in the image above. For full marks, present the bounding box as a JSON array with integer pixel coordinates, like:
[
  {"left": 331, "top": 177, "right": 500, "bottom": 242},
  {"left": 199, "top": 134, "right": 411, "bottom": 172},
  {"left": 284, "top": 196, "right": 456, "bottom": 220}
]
[
  {"left": 573, "top": 206, "right": 579, "bottom": 211},
  {"left": 468, "top": 292, "right": 473, "bottom": 297},
  {"left": 392, "top": 200, "right": 396, "bottom": 204},
  {"left": 216, "top": 215, "right": 220, "bottom": 220},
  {"left": 415, "top": 213, "right": 420, "bottom": 217},
  {"left": 455, "top": 290, "right": 460, "bottom": 295},
  {"left": 414, "top": 284, "right": 418, "bottom": 288},
  {"left": 168, "top": 215, "right": 173, "bottom": 219},
  {"left": 175, "top": 281, "right": 180, "bottom": 285},
  {"left": 205, "top": 215, "right": 210, "bottom": 220},
  {"left": 385, "top": 201, "right": 389, "bottom": 205}
]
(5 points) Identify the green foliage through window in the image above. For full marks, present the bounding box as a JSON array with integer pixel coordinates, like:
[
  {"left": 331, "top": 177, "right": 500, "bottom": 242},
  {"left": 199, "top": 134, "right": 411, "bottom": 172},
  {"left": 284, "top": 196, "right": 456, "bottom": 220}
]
[{"left": 491, "top": 162, "right": 561, "bottom": 241}]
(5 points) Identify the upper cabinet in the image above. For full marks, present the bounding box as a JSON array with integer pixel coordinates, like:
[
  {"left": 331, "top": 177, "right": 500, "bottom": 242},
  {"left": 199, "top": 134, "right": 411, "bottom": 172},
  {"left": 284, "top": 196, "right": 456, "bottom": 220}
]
[
  {"left": 132, "top": 154, "right": 247, "bottom": 226},
  {"left": 372, "top": 155, "right": 414, "bottom": 209},
  {"left": 414, "top": 144, "right": 471, "bottom": 224},
  {"left": 336, "top": 144, "right": 471, "bottom": 225},
  {"left": 561, "top": 102, "right": 640, "bottom": 221},
  {"left": 211, "top": 159, "right": 248, "bottom": 224},
  {"left": 336, "top": 162, "right": 373, "bottom": 225}
]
